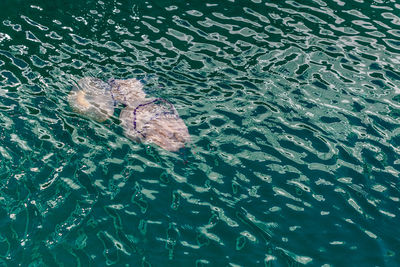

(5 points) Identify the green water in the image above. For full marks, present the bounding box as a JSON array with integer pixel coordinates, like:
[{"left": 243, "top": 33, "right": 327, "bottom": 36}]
[{"left": 0, "top": 0, "right": 399, "bottom": 266}]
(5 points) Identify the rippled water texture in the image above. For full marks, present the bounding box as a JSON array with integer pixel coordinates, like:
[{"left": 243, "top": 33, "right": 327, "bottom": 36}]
[{"left": 0, "top": 0, "right": 400, "bottom": 265}]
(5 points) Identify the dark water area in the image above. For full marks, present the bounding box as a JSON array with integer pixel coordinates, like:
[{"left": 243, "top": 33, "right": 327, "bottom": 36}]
[{"left": 0, "top": 0, "right": 400, "bottom": 266}]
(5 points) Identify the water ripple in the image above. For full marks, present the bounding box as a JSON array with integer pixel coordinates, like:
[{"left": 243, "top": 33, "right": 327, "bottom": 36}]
[{"left": 0, "top": 0, "right": 399, "bottom": 266}]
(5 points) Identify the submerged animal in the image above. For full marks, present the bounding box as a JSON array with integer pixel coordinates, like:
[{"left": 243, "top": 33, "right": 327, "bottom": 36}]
[
  {"left": 68, "top": 76, "right": 190, "bottom": 151},
  {"left": 109, "top": 78, "right": 146, "bottom": 105},
  {"left": 119, "top": 98, "right": 190, "bottom": 151},
  {"left": 68, "top": 77, "right": 115, "bottom": 122}
]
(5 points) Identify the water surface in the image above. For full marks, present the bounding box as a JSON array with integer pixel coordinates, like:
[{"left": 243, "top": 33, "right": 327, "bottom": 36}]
[{"left": 0, "top": 0, "right": 399, "bottom": 266}]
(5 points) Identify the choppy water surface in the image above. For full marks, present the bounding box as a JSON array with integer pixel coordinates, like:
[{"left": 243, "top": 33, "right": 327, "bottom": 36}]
[{"left": 0, "top": 0, "right": 400, "bottom": 265}]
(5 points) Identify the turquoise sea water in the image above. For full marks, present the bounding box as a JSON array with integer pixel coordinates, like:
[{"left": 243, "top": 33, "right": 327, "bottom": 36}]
[{"left": 0, "top": 0, "right": 400, "bottom": 265}]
